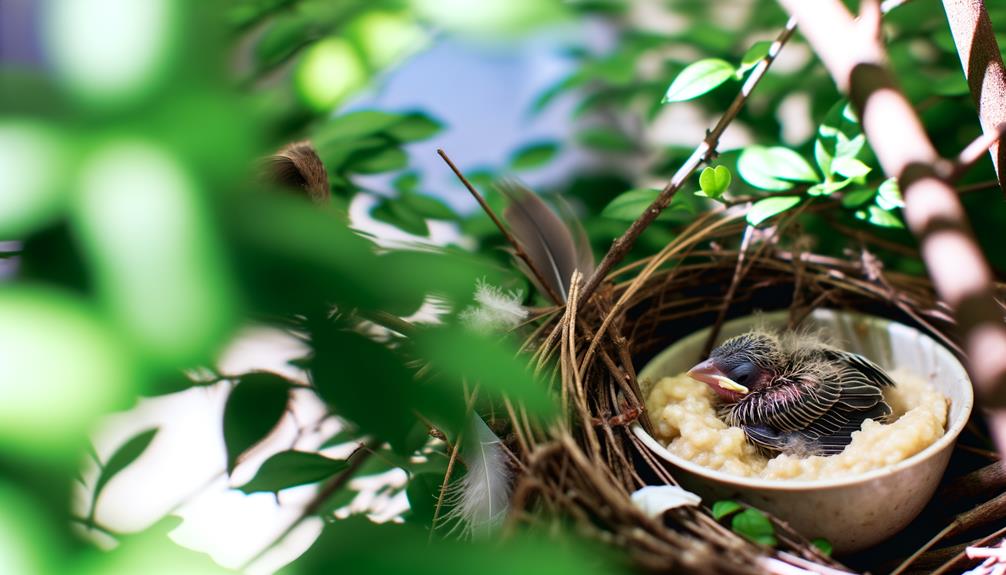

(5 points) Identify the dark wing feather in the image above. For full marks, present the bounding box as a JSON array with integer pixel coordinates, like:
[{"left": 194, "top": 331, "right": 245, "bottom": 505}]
[
  {"left": 733, "top": 349, "right": 895, "bottom": 455},
  {"left": 500, "top": 181, "right": 582, "bottom": 303},
  {"left": 821, "top": 349, "right": 896, "bottom": 388}
]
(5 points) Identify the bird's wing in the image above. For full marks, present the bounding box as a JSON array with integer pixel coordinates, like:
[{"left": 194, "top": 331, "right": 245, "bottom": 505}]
[
  {"left": 729, "top": 377, "right": 840, "bottom": 433},
  {"left": 820, "top": 349, "right": 896, "bottom": 388}
]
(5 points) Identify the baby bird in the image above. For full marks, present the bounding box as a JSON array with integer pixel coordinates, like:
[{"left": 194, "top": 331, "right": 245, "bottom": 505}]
[{"left": 687, "top": 330, "right": 896, "bottom": 456}]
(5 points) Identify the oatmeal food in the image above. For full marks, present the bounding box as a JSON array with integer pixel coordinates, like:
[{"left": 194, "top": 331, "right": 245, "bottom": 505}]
[{"left": 646, "top": 369, "right": 948, "bottom": 481}]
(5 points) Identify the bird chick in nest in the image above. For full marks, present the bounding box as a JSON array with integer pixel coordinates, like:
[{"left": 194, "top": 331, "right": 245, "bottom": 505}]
[{"left": 687, "top": 329, "right": 896, "bottom": 456}]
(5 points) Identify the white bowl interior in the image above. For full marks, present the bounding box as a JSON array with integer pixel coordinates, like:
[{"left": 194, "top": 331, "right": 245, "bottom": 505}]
[{"left": 637, "top": 308, "right": 973, "bottom": 488}]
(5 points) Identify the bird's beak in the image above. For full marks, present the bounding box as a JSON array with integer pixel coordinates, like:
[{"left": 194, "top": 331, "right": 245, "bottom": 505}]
[{"left": 687, "top": 359, "right": 749, "bottom": 402}]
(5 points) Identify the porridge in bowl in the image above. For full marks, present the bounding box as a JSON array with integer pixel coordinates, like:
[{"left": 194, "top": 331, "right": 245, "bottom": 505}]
[{"left": 645, "top": 369, "right": 948, "bottom": 481}]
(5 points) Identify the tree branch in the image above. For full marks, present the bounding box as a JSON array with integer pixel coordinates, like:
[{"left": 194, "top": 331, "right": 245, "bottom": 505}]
[
  {"left": 776, "top": 0, "right": 1006, "bottom": 456},
  {"left": 941, "top": 0, "right": 1006, "bottom": 194},
  {"left": 576, "top": 16, "right": 799, "bottom": 307}
]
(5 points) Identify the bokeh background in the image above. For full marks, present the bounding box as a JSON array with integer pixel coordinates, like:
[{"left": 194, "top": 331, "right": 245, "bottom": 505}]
[{"left": 2, "top": 0, "right": 1004, "bottom": 573}]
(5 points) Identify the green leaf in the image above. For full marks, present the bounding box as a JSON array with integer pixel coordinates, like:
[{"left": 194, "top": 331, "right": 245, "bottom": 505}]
[
  {"left": 813, "top": 138, "right": 833, "bottom": 177},
  {"left": 841, "top": 188, "right": 876, "bottom": 208},
  {"left": 812, "top": 537, "right": 833, "bottom": 557},
  {"left": 737, "top": 41, "right": 771, "bottom": 75},
  {"left": 385, "top": 113, "right": 443, "bottom": 142},
  {"left": 816, "top": 100, "right": 865, "bottom": 177},
  {"left": 731, "top": 508, "right": 777, "bottom": 547},
  {"left": 602, "top": 188, "right": 695, "bottom": 221},
  {"left": 746, "top": 196, "right": 801, "bottom": 226},
  {"left": 307, "top": 319, "right": 439, "bottom": 455},
  {"left": 711, "top": 500, "right": 742, "bottom": 520},
  {"left": 509, "top": 142, "right": 560, "bottom": 170},
  {"left": 876, "top": 177, "right": 904, "bottom": 210},
  {"left": 663, "top": 58, "right": 736, "bottom": 103},
  {"left": 393, "top": 171, "right": 420, "bottom": 193},
  {"left": 697, "top": 165, "right": 732, "bottom": 199},
  {"left": 296, "top": 517, "right": 625, "bottom": 575},
  {"left": 238, "top": 450, "right": 349, "bottom": 494},
  {"left": 401, "top": 191, "right": 458, "bottom": 221},
  {"left": 858, "top": 205, "right": 905, "bottom": 229},
  {"left": 92, "top": 428, "right": 159, "bottom": 512},
  {"left": 315, "top": 111, "right": 403, "bottom": 143},
  {"left": 372, "top": 197, "right": 430, "bottom": 236},
  {"left": 344, "top": 146, "right": 408, "bottom": 174},
  {"left": 831, "top": 157, "right": 871, "bottom": 180},
  {"left": 576, "top": 127, "right": 636, "bottom": 152},
  {"left": 737, "top": 146, "right": 819, "bottom": 191},
  {"left": 413, "top": 326, "right": 555, "bottom": 417},
  {"left": 807, "top": 178, "right": 852, "bottom": 197},
  {"left": 405, "top": 471, "right": 443, "bottom": 527},
  {"left": 222, "top": 373, "right": 291, "bottom": 472}
]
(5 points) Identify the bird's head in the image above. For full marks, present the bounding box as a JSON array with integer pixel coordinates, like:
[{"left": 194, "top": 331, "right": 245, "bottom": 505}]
[{"left": 687, "top": 331, "right": 783, "bottom": 403}]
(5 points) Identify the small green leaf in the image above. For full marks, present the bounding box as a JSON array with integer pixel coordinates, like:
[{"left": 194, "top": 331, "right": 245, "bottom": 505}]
[
  {"left": 576, "top": 127, "right": 636, "bottom": 152},
  {"left": 509, "top": 142, "right": 559, "bottom": 170},
  {"left": 831, "top": 157, "right": 871, "bottom": 179},
  {"left": 858, "top": 205, "right": 905, "bottom": 229},
  {"left": 747, "top": 196, "right": 801, "bottom": 226},
  {"left": 602, "top": 188, "right": 695, "bottom": 221},
  {"left": 344, "top": 146, "right": 408, "bottom": 174},
  {"left": 835, "top": 133, "right": 866, "bottom": 160},
  {"left": 814, "top": 138, "right": 833, "bottom": 177},
  {"left": 711, "top": 500, "right": 742, "bottom": 520},
  {"left": 737, "top": 41, "right": 771, "bottom": 75},
  {"left": 372, "top": 197, "right": 429, "bottom": 236},
  {"left": 92, "top": 428, "right": 159, "bottom": 511},
  {"left": 808, "top": 178, "right": 852, "bottom": 197},
  {"left": 662, "top": 58, "right": 736, "bottom": 103},
  {"left": 841, "top": 188, "right": 876, "bottom": 207},
  {"left": 385, "top": 113, "right": 443, "bottom": 142},
  {"left": 812, "top": 537, "right": 833, "bottom": 557},
  {"left": 731, "top": 508, "right": 777, "bottom": 547},
  {"left": 413, "top": 326, "right": 555, "bottom": 417},
  {"left": 876, "top": 177, "right": 904, "bottom": 210},
  {"left": 737, "top": 146, "right": 819, "bottom": 191},
  {"left": 223, "top": 373, "right": 291, "bottom": 472},
  {"left": 393, "top": 171, "right": 420, "bottom": 193},
  {"left": 238, "top": 450, "right": 349, "bottom": 493},
  {"left": 697, "top": 165, "right": 732, "bottom": 199},
  {"left": 401, "top": 191, "right": 457, "bottom": 221}
]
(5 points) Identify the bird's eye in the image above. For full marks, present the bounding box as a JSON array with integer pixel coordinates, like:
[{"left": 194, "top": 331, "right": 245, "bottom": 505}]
[{"left": 729, "top": 363, "right": 755, "bottom": 385}]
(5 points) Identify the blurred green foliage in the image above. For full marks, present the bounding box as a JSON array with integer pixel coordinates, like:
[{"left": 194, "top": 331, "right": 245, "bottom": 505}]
[{"left": 2, "top": 0, "right": 1005, "bottom": 573}]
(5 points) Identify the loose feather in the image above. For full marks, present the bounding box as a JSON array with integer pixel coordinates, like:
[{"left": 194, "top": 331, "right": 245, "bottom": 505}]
[
  {"left": 441, "top": 414, "right": 511, "bottom": 538},
  {"left": 500, "top": 181, "right": 592, "bottom": 303}
]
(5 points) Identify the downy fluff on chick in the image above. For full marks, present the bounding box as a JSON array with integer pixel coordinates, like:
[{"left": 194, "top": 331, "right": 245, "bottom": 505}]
[{"left": 688, "top": 330, "right": 896, "bottom": 456}]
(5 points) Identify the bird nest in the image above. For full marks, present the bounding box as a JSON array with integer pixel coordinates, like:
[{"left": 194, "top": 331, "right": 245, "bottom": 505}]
[{"left": 497, "top": 205, "right": 998, "bottom": 575}]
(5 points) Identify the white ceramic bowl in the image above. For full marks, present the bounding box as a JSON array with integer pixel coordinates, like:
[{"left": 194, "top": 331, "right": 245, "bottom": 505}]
[{"left": 634, "top": 309, "right": 973, "bottom": 554}]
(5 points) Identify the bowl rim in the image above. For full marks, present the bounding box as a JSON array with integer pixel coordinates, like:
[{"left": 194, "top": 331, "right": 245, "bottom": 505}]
[{"left": 634, "top": 308, "right": 974, "bottom": 491}]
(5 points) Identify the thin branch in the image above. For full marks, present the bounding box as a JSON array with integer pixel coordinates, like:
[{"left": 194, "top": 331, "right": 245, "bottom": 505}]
[
  {"left": 777, "top": 0, "right": 1006, "bottom": 456},
  {"left": 437, "top": 149, "right": 564, "bottom": 304},
  {"left": 951, "top": 121, "right": 1006, "bottom": 181},
  {"left": 941, "top": 0, "right": 1006, "bottom": 194},
  {"left": 576, "top": 16, "right": 799, "bottom": 307}
]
